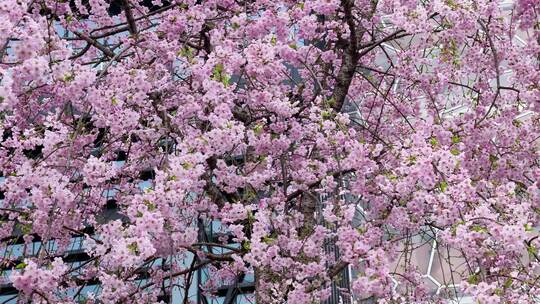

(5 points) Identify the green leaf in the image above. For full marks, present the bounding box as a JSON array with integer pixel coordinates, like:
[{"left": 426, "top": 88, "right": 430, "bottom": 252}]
[
  {"left": 450, "top": 221, "right": 465, "bottom": 236},
  {"left": 489, "top": 154, "right": 499, "bottom": 169},
  {"left": 324, "top": 98, "right": 336, "bottom": 108},
  {"left": 439, "top": 181, "right": 448, "bottom": 192},
  {"left": 451, "top": 135, "right": 461, "bottom": 144},
  {"left": 178, "top": 47, "right": 193, "bottom": 59},
  {"left": 253, "top": 124, "right": 263, "bottom": 135},
  {"left": 445, "top": 0, "right": 460, "bottom": 9},
  {"left": 450, "top": 225, "right": 457, "bottom": 236},
  {"left": 77, "top": 296, "right": 88, "bottom": 304},
  {"left": 270, "top": 36, "right": 277, "bottom": 46},
  {"left": 18, "top": 223, "right": 32, "bottom": 234},
  {"left": 15, "top": 262, "right": 27, "bottom": 269},
  {"left": 527, "top": 245, "right": 538, "bottom": 257},
  {"left": 143, "top": 200, "right": 156, "bottom": 211},
  {"left": 429, "top": 137, "right": 438, "bottom": 147},
  {"left": 127, "top": 242, "right": 139, "bottom": 254},
  {"left": 211, "top": 63, "right": 230, "bottom": 87},
  {"left": 470, "top": 225, "right": 488, "bottom": 233},
  {"left": 262, "top": 236, "right": 276, "bottom": 244},
  {"left": 504, "top": 277, "right": 513, "bottom": 289},
  {"left": 467, "top": 273, "right": 480, "bottom": 285},
  {"left": 321, "top": 110, "right": 332, "bottom": 119},
  {"left": 247, "top": 210, "right": 256, "bottom": 223},
  {"left": 221, "top": 74, "right": 230, "bottom": 87},
  {"left": 62, "top": 73, "right": 75, "bottom": 82},
  {"left": 243, "top": 189, "right": 257, "bottom": 201},
  {"left": 111, "top": 97, "right": 118, "bottom": 105},
  {"left": 450, "top": 148, "right": 460, "bottom": 155},
  {"left": 212, "top": 63, "right": 223, "bottom": 77},
  {"left": 242, "top": 241, "right": 251, "bottom": 251}
]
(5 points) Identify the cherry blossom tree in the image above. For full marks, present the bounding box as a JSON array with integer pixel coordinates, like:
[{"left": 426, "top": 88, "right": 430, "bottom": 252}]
[{"left": 0, "top": 0, "right": 539, "bottom": 303}]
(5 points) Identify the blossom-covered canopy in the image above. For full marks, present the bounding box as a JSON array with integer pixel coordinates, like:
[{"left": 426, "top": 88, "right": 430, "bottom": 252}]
[{"left": 0, "top": 0, "right": 539, "bottom": 303}]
